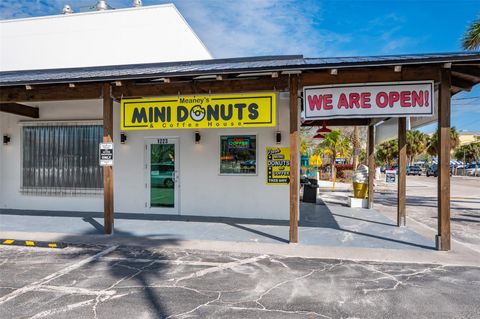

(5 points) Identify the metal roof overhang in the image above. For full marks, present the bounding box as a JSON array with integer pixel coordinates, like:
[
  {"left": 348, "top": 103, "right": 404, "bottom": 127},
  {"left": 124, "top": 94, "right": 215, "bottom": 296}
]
[{"left": 0, "top": 52, "right": 479, "bottom": 89}]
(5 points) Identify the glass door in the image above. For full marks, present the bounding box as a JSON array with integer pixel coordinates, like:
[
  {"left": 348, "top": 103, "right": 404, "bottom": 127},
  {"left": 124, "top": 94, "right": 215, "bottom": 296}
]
[{"left": 146, "top": 138, "right": 179, "bottom": 214}]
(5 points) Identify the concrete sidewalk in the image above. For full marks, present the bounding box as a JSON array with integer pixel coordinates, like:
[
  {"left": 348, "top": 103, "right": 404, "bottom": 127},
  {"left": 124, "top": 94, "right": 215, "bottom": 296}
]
[
  {"left": 1, "top": 198, "right": 433, "bottom": 250},
  {"left": 2, "top": 181, "right": 480, "bottom": 266}
]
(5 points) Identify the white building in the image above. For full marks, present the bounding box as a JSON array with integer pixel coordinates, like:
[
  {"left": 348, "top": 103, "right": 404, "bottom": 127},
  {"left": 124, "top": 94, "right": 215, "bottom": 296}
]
[
  {"left": 1, "top": 3, "right": 478, "bottom": 250},
  {"left": 0, "top": 3, "right": 290, "bottom": 221}
]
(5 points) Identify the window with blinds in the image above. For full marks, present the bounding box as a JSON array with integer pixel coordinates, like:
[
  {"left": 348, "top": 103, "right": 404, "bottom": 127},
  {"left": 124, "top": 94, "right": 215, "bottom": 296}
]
[{"left": 22, "top": 124, "right": 103, "bottom": 195}]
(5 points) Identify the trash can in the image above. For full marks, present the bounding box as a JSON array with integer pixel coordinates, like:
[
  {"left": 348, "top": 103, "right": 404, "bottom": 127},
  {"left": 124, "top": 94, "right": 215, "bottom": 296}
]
[{"left": 303, "top": 178, "right": 319, "bottom": 203}]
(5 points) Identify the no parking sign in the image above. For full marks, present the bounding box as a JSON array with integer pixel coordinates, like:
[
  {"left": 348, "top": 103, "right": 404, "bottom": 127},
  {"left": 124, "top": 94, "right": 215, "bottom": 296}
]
[{"left": 99, "top": 143, "right": 114, "bottom": 166}]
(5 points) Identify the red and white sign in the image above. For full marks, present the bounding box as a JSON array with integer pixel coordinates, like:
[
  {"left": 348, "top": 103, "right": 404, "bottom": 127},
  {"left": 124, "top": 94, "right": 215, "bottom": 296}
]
[{"left": 303, "top": 81, "right": 434, "bottom": 120}]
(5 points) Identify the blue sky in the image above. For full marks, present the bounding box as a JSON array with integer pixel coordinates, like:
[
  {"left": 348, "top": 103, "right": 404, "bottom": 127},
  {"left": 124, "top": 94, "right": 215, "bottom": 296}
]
[{"left": 0, "top": 0, "right": 479, "bottom": 132}]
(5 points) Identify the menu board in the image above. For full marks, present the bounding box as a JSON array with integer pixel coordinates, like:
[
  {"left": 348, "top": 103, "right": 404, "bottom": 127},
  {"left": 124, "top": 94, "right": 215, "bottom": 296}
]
[{"left": 266, "top": 147, "right": 290, "bottom": 185}]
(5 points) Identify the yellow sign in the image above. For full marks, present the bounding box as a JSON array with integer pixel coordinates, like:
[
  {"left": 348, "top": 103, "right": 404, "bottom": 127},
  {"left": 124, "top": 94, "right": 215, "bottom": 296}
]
[
  {"left": 266, "top": 147, "right": 290, "bottom": 185},
  {"left": 121, "top": 93, "right": 276, "bottom": 130},
  {"left": 309, "top": 155, "right": 322, "bottom": 166}
]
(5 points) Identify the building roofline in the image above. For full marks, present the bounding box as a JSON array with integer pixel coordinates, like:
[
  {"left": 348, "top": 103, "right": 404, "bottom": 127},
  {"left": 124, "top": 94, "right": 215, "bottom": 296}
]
[
  {"left": 0, "top": 3, "right": 177, "bottom": 23},
  {"left": 0, "top": 52, "right": 479, "bottom": 87}
]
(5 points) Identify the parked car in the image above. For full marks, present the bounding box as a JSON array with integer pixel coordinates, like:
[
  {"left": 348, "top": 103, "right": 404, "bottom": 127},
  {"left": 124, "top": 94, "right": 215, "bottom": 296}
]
[
  {"left": 407, "top": 165, "right": 422, "bottom": 176},
  {"left": 382, "top": 165, "right": 398, "bottom": 174},
  {"left": 151, "top": 163, "right": 175, "bottom": 188},
  {"left": 465, "top": 163, "right": 479, "bottom": 176},
  {"left": 426, "top": 164, "right": 453, "bottom": 177}
]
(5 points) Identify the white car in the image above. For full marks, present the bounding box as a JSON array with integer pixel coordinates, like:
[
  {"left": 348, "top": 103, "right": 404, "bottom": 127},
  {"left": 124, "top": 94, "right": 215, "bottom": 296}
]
[{"left": 465, "top": 164, "right": 479, "bottom": 177}]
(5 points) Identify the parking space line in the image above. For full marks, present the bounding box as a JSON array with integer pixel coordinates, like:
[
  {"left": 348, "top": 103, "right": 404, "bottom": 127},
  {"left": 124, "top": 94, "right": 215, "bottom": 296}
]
[
  {"left": 35, "top": 285, "right": 117, "bottom": 296},
  {"left": 28, "top": 299, "right": 96, "bottom": 319},
  {"left": 100, "top": 256, "right": 224, "bottom": 267},
  {"left": 174, "top": 254, "right": 269, "bottom": 282},
  {"left": 0, "top": 245, "right": 118, "bottom": 305}
]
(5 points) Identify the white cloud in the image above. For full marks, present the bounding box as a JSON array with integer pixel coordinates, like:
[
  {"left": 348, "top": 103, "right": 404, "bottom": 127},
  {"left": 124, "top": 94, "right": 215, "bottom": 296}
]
[
  {"left": 1, "top": 0, "right": 353, "bottom": 58},
  {"left": 169, "top": 0, "right": 353, "bottom": 58},
  {"left": 0, "top": 0, "right": 420, "bottom": 58}
]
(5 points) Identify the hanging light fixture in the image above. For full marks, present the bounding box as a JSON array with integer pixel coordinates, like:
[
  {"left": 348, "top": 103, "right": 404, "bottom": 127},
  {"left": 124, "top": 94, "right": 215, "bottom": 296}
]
[
  {"left": 313, "top": 120, "right": 330, "bottom": 139},
  {"left": 316, "top": 120, "right": 331, "bottom": 134}
]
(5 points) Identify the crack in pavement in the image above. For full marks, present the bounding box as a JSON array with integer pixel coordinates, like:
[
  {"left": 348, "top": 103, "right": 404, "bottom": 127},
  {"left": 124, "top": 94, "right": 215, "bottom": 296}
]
[
  {"left": 0, "top": 245, "right": 118, "bottom": 305},
  {"left": 92, "top": 260, "right": 156, "bottom": 319},
  {"left": 358, "top": 263, "right": 446, "bottom": 294}
]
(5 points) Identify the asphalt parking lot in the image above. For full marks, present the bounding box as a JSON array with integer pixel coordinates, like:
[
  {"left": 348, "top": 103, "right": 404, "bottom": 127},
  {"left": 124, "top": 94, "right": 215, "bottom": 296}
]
[
  {"left": 1, "top": 244, "right": 479, "bottom": 319},
  {"left": 374, "top": 175, "right": 480, "bottom": 247}
]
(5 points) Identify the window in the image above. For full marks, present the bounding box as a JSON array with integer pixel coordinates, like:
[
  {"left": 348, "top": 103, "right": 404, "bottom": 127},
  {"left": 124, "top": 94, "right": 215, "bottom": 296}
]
[
  {"left": 22, "top": 124, "right": 103, "bottom": 195},
  {"left": 220, "top": 135, "right": 257, "bottom": 174}
]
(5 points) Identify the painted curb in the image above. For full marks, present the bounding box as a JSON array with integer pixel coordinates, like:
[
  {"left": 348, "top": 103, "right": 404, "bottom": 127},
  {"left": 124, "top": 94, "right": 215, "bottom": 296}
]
[{"left": 1, "top": 239, "right": 66, "bottom": 249}]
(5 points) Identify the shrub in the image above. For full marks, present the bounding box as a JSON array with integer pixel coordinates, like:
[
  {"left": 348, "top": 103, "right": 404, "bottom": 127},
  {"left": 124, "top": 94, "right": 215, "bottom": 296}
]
[{"left": 335, "top": 164, "right": 353, "bottom": 171}]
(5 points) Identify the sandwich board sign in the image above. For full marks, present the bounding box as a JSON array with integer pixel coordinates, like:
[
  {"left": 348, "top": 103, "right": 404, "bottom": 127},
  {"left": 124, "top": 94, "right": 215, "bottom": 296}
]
[
  {"left": 385, "top": 169, "right": 396, "bottom": 183},
  {"left": 99, "top": 143, "right": 114, "bottom": 166}
]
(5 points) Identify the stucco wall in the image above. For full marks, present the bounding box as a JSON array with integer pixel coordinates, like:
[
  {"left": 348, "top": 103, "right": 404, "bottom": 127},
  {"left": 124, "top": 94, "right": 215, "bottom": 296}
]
[
  {"left": 0, "top": 100, "right": 104, "bottom": 212},
  {"left": 0, "top": 94, "right": 291, "bottom": 220}
]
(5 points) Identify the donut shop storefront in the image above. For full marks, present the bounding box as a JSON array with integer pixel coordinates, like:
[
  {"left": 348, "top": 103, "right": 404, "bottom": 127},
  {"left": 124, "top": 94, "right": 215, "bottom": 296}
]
[{"left": 1, "top": 53, "right": 480, "bottom": 251}]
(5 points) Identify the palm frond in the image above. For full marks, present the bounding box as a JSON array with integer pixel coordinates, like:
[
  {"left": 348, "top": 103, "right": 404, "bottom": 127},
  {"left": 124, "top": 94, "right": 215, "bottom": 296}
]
[{"left": 462, "top": 18, "right": 480, "bottom": 50}]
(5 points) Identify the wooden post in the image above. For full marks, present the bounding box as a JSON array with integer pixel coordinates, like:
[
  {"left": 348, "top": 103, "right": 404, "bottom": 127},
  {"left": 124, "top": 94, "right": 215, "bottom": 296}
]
[
  {"left": 289, "top": 75, "right": 299, "bottom": 243},
  {"left": 397, "top": 117, "right": 407, "bottom": 227},
  {"left": 367, "top": 125, "right": 375, "bottom": 209},
  {"left": 103, "top": 83, "right": 114, "bottom": 235},
  {"left": 437, "top": 69, "right": 451, "bottom": 251}
]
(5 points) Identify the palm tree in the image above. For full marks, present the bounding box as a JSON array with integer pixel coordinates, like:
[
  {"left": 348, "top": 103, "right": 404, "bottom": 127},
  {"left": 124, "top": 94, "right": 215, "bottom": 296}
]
[
  {"left": 455, "top": 142, "right": 480, "bottom": 175},
  {"left": 406, "top": 130, "right": 428, "bottom": 165},
  {"left": 463, "top": 17, "right": 480, "bottom": 50},
  {"left": 315, "top": 129, "right": 351, "bottom": 182},
  {"left": 300, "top": 127, "right": 315, "bottom": 156},
  {"left": 376, "top": 139, "right": 398, "bottom": 167},
  {"left": 426, "top": 127, "right": 460, "bottom": 156}
]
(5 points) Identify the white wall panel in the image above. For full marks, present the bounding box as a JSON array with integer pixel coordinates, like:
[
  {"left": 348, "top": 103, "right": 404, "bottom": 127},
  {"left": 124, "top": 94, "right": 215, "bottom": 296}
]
[
  {"left": 0, "top": 4, "right": 212, "bottom": 71},
  {"left": 0, "top": 96, "right": 290, "bottom": 220}
]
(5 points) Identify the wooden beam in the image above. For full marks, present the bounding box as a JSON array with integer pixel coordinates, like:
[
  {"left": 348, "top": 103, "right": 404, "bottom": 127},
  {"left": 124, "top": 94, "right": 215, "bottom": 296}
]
[
  {"left": 451, "top": 65, "right": 480, "bottom": 79},
  {"left": 113, "top": 77, "right": 289, "bottom": 98},
  {"left": 451, "top": 75, "right": 474, "bottom": 91},
  {"left": 397, "top": 117, "right": 407, "bottom": 227},
  {"left": 0, "top": 83, "right": 103, "bottom": 102},
  {"left": 437, "top": 69, "right": 451, "bottom": 251},
  {"left": 103, "top": 83, "right": 114, "bottom": 235},
  {"left": 289, "top": 75, "right": 300, "bottom": 244},
  {"left": 368, "top": 125, "right": 375, "bottom": 209},
  {"left": 300, "top": 65, "right": 440, "bottom": 87},
  {"left": 369, "top": 117, "right": 387, "bottom": 126},
  {"left": 0, "top": 103, "right": 39, "bottom": 118}
]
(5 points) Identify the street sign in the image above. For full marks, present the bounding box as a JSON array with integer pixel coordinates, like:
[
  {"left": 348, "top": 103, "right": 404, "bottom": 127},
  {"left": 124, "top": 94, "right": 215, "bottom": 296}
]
[{"left": 99, "top": 143, "right": 114, "bottom": 166}]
